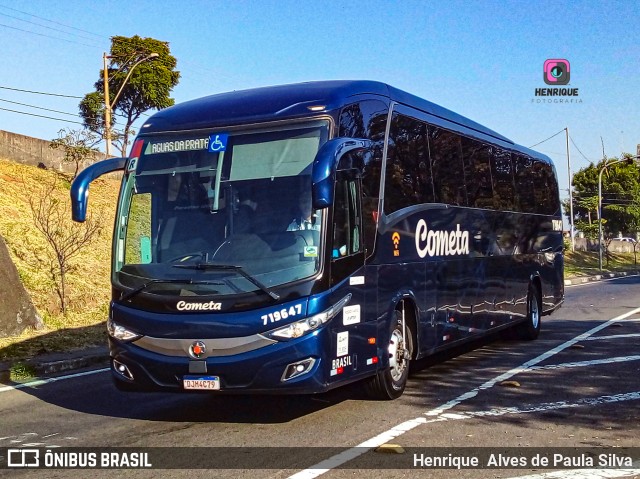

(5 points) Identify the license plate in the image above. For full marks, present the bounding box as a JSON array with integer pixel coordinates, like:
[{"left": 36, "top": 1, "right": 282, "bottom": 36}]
[{"left": 183, "top": 375, "right": 220, "bottom": 390}]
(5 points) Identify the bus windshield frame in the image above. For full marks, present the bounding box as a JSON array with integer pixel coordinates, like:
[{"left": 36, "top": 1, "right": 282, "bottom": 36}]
[{"left": 113, "top": 120, "right": 330, "bottom": 299}]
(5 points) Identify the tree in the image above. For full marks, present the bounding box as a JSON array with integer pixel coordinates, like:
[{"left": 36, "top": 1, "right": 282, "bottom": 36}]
[
  {"left": 80, "top": 35, "right": 180, "bottom": 156},
  {"left": 49, "top": 128, "right": 100, "bottom": 179},
  {"left": 569, "top": 155, "right": 640, "bottom": 241},
  {"left": 29, "top": 179, "right": 102, "bottom": 314}
]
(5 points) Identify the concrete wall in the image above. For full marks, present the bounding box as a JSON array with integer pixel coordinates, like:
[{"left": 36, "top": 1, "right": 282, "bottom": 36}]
[
  {"left": 0, "top": 129, "right": 105, "bottom": 172},
  {"left": 574, "top": 237, "right": 638, "bottom": 253}
]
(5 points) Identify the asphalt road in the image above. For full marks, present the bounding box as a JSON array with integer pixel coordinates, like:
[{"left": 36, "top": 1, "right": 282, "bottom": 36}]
[{"left": 1, "top": 276, "right": 639, "bottom": 479}]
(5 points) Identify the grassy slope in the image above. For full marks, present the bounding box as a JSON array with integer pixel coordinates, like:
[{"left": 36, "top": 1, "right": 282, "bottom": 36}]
[
  {"left": 0, "top": 158, "right": 119, "bottom": 358},
  {"left": 564, "top": 250, "right": 638, "bottom": 277}
]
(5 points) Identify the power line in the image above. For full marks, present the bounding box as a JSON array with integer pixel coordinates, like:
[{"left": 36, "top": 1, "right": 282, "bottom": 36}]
[
  {"left": 0, "top": 21, "right": 102, "bottom": 49},
  {"left": 0, "top": 97, "right": 79, "bottom": 117},
  {"left": 0, "top": 106, "right": 133, "bottom": 132},
  {"left": 569, "top": 136, "right": 593, "bottom": 163},
  {"left": 0, "top": 4, "right": 105, "bottom": 38},
  {"left": 0, "top": 106, "right": 84, "bottom": 125},
  {"left": 0, "top": 95, "right": 138, "bottom": 127},
  {"left": 528, "top": 129, "right": 565, "bottom": 149},
  {"left": 0, "top": 11, "right": 103, "bottom": 43},
  {"left": 0, "top": 85, "right": 82, "bottom": 98},
  {"left": 0, "top": 85, "right": 138, "bottom": 121}
]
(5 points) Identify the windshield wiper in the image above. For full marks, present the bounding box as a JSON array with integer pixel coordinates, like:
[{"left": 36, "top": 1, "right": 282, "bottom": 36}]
[
  {"left": 120, "top": 278, "right": 224, "bottom": 303},
  {"left": 171, "top": 263, "right": 280, "bottom": 301}
]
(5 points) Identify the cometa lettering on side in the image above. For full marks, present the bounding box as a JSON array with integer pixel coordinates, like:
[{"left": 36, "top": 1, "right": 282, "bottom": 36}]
[{"left": 415, "top": 220, "right": 470, "bottom": 258}]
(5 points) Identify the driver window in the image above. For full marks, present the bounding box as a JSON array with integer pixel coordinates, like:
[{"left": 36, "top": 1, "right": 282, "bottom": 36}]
[{"left": 332, "top": 170, "right": 362, "bottom": 258}]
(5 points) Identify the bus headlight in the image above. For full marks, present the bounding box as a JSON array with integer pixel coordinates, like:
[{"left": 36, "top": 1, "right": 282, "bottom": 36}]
[
  {"left": 107, "top": 318, "right": 142, "bottom": 342},
  {"left": 263, "top": 294, "right": 351, "bottom": 340}
]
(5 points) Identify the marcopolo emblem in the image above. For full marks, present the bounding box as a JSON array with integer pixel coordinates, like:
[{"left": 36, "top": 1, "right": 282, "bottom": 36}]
[{"left": 189, "top": 341, "right": 207, "bottom": 359}]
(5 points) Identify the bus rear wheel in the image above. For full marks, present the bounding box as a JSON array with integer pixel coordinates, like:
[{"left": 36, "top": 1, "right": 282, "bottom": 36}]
[
  {"left": 366, "top": 310, "right": 413, "bottom": 400},
  {"left": 515, "top": 283, "right": 541, "bottom": 340}
]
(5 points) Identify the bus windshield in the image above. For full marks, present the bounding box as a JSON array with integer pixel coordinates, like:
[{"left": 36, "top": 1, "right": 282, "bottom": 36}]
[{"left": 115, "top": 121, "right": 329, "bottom": 299}]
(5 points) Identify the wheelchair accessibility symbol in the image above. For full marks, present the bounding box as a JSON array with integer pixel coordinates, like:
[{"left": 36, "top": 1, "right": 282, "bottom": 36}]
[{"left": 208, "top": 133, "right": 228, "bottom": 153}]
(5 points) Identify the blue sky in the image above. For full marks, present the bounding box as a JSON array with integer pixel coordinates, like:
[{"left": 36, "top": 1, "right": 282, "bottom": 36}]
[{"left": 1, "top": 0, "right": 639, "bottom": 202}]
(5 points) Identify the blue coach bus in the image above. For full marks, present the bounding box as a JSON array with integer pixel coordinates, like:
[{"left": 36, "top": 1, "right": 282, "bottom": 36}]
[{"left": 71, "top": 81, "right": 563, "bottom": 399}]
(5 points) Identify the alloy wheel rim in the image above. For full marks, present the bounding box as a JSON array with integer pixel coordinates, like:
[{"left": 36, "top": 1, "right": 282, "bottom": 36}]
[{"left": 388, "top": 328, "right": 406, "bottom": 382}]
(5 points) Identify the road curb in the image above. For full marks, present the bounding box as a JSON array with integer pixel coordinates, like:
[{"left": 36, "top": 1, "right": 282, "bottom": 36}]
[
  {"left": 0, "top": 346, "right": 109, "bottom": 383},
  {"left": 564, "top": 270, "right": 639, "bottom": 286}
]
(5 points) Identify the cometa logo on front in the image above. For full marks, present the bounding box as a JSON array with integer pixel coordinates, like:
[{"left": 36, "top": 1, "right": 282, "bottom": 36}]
[
  {"left": 415, "top": 219, "right": 470, "bottom": 258},
  {"left": 176, "top": 301, "right": 222, "bottom": 311}
]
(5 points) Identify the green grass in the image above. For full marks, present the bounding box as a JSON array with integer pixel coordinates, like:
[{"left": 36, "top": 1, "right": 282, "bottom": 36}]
[
  {"left": 9, "top": 362, "right": 37, "bottom": 381},
  {"left": 564, "top": 250, "right": 639, "bottom": 278}
]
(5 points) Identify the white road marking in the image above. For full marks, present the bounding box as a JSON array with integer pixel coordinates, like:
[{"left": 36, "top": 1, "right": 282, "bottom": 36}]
[
  {"left": 0, "top": 432, "right": 77, "bottom": 449},
  {"left": 565, "top": 274, "right": 640, "bottom": 288},
  {"left": 289, "top": 391, "right": 640, "bottom": 478},
  {"left": 528, "top": 355, "right": 640, "bottom": 371},
  {"left": 507, "top": 465, "right": 640, "bottom": 479},
  {"left": 288, "top": 306, "right": 640, "bottom": 479},
  {"left": 0, "top": 368, "right": 109, "bottom": 394},
  {"left": 584, "top": 333, "right": 640, "bottom": 341},
  {"left": 424, "top": 307, "right": 640, "bottom": 418},
  {"left": 428, "top": 391, "right": 640, "bottom": 421}
]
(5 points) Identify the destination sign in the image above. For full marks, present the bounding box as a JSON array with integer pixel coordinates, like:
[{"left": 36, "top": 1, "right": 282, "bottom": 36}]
[{"left": 145, "top": 138, "right": 210, "bottom": 154}]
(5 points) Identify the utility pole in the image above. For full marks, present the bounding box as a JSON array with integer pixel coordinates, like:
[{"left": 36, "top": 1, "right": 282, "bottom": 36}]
[
  {"left": 102, "top": 52, "right": 158, "bottom": 157},
  {"left": 103, "top": 52, "right": 112, "bottom": 157},
  {"left": 565, "top": 127, "right": 575, "bottom": 251}
]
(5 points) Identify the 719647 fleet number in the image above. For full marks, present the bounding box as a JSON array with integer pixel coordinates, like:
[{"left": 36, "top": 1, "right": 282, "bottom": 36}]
[{"left": 262, "top": 304, "right": 303, "bottom": 325}]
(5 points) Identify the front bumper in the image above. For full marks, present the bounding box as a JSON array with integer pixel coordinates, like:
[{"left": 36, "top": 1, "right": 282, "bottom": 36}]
[{"left": 109, "top": 328, "right": 333, "bottom": 394}]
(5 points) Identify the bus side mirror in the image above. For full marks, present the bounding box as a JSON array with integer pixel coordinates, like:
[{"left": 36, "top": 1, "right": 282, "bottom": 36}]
[
  {"left": 70, "top": 157, "right": 127, "bottom": 222},
  {"left": 311, "top": 138, "right": 371, "bottom": 209}
]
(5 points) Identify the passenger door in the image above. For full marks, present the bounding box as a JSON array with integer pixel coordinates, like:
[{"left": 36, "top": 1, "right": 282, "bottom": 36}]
[{"left": 328, "top": 170, "right": 375, "bottom": 381}]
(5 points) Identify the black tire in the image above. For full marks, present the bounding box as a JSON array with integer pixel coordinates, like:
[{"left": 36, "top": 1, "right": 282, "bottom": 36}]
[
  {"left": 365, "top": 310, "right": 413, "bottom": 400},
  {"left": 515, "top": 283, "right": 541, "bottom": 340}
]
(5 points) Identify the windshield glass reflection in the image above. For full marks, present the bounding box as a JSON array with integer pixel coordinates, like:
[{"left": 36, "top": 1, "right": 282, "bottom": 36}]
[{"left": 115, "top": 122, "right": 328, "bottom": 298}]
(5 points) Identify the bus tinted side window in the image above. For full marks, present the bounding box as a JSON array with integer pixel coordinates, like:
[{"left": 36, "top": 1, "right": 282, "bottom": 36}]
[
  {"left": 546, "top": 165, "right": 561, "bottom": 215},
  {"left": 462, "top": 137, "right": 494, "bottom": 209},
  {"left": 492, "top": 147, "right": 516, "bottom": 211},
  {"left": 513, "top": 154, "right": 537, "bottom": 213},
  {"left": 533, "top": 162, "right": 561, "bottom": 215},
  {"left": 428, "top": 126, "right": 466, "bottom": 206},
  {"left": 339, "top": 100, "right": 387, "bottom": 255},
  {"left": 339, "top": 100, "right": 386, "bottom": 201},
  {"left": 384, "top": 113, "right": 434, "bottom": 214}
]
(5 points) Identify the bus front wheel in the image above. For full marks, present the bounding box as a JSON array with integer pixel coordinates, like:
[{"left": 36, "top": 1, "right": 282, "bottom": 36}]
[{"left": 366, "top": 310, "right": 413, "bottom": 400}]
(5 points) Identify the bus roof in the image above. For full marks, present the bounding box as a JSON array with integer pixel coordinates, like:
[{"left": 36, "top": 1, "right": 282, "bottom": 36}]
[
  {"left": 138, "top": 80, "right": 560, "bottom": 165},
  {"left": 141, "top": 80, "right": 513, "bottom": 142}
]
